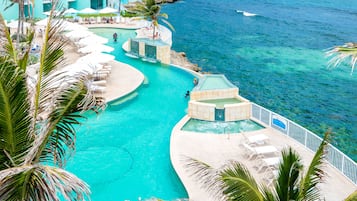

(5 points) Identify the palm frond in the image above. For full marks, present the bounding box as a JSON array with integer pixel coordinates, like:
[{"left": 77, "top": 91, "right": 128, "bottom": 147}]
[
  {"left": 275, "top": 147, "right": 303, "bottom": 201},
  {"left": 26, "top": 76, "right": 98, "bottom": 166},
  {"left": 0, "top": 57, "right": 32, "bottom": 170},
  {"left": 326, "top": 42, "right": 357, "bottom": 74},
  {"left": 344, "top": 190, "right": 357, "bottom": 201},
  {"left": 184, "top": 156, "right": 227, "bottom": 201},
  {"left": 17, "top": 29, "right": 35, "bottom": 71},
  {"left": 298, "top": 130, "right": 331, "bottom": 200},
  {"left": 220, "top": 161, "right": 264, "bottom": 201},
  {"left": 32, "top": 10, "right": 67, "bottom": 123},
  {"left": 161, "top": 18, "right": 175, "bottom": 32},
  {"left": 0, "top": 15, "right": 18, "bottom": 65},
  {"left": 0, "top": 165, "right": 90, "bottom": 201}
]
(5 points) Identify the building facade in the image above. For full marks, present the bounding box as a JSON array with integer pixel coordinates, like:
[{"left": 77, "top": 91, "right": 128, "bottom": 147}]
[{"left": 0, "top": 0, "right": 126, "bottom": 21}]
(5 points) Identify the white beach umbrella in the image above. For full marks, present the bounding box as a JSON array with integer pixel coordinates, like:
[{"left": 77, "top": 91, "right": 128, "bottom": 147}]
[
  {"left": 99, "top": 7, "right": 118, "bottom": 14},
  {"left": 62, "top": 21, "right": 88, "bottom": 31},
  {"left": 65, "top": 30, "right": 93, "bottom": 41},
  {"left": 79, "top": 8, "right": 98, "bottom": 14},
  {"left": 35, "top": 18, "right": 49, "bottom": 26},
  {"left": 6, "top": 20, "right": 30, "bottom": 29},
  {"left": 77, "top": 52, "right": 115, "bottom": 65},
  {"left": 43, "top": 10, "right": 61, "bottom": 16},
  {"left": 64, "top": 8, "right": 79, "bottom": 15},
  {"left": 78, "top": 44, "right": 114, "bottom": 54},
  {"left": 77, "top": 35, "right": 109, "bottom": 46}
]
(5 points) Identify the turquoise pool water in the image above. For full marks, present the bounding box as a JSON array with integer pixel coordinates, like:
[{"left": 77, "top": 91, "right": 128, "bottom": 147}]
[
  {"left": 65, "top": 28, "right": 192, "bottom": 200},
  {"left": 194, "top": 75, "right": 237, "bottom": 91},
  {"left": 181, "top": 118, "right": 264, "bottom": 134}
]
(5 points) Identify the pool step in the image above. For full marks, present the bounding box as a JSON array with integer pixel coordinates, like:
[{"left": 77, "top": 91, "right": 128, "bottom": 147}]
[
  {"left": 110, "top": 92, "right": 138, "bottom": 106},
  {"left": 143, "top": 76, "right": 149, "bottom": 86}
]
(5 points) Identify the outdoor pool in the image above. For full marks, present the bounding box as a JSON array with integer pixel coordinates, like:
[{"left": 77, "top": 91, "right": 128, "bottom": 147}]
[
  {"left": 181, "top": 118, "right": 265, "bottom": 134},
  {"left": 65, "top": 28, "right": 194, "bottom": 200}
]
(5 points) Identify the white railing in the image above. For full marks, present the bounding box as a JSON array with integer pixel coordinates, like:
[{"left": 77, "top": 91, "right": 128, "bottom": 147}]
[{"left": 251, "top": 103, "right": 357, "bottom": 185}]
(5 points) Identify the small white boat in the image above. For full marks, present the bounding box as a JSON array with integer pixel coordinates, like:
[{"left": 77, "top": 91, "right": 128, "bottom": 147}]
[
  {"left": 236, "top": 9, "right": 257, "bottom": 17},
  {"left": 243, "top": 11, "right": 257, "bottom": 17}
]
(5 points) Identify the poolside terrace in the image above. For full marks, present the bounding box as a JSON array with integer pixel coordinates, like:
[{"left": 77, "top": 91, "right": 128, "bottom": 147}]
[{"left": 170, "top": 116, "right": 357, "bottom": 201}]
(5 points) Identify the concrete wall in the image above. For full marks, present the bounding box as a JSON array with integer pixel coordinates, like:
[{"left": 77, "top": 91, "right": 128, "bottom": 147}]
[
  {"left": 188, "top": 101, "right": 216, "bottom": 121},
  {"left": 188, "top": 92, "right": 252, "bottom": 121},
  {"left": 225, "top": 102, "right": 251, "bottom": 121},
  {"left": 157, "top": 45, "right": 170, "bottom": 64},
  {"left": 0, "top": 3, "right": 19, "bottom": 21},
  {"left": 190, "top": 88, "right": 239, "bottom": 101}
]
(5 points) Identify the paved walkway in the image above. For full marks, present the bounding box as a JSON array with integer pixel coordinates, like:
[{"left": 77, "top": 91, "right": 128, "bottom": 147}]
[
  {"left": 171, "top": 116, "right": 357, "bottom": 201},
  {"left": 103, "top": 60, "right": 144, "bottom": 102}
]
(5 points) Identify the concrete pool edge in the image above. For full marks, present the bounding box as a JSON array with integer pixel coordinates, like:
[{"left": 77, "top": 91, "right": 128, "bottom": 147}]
[{"left": 104, "top": 60, "right": 145, "bottom": 103}]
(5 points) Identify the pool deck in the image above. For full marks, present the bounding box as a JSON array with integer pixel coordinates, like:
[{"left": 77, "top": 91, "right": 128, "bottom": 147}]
[
  {"left": 80, "top": 22, "right": 170, "bottom": 102},
  {"left": 171, "top": 115, "right": 357, "bottom": 201},
  {"left": 102, "top": 60, "right": 144, "bottom": 102}
]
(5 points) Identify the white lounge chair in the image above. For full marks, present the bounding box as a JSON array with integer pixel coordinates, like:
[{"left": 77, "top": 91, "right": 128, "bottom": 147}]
[
  {"left": 247, "top": 134, "right": 269, "bottom": 146},
  {"left": 263, "top": 168, "right": 279, "bottom": 187},
  {"left": 242, "top": 143, "right": 278, "bottom": 160},
  {"left": 256, "top": 157, "right": 280, "bottom": 172}
]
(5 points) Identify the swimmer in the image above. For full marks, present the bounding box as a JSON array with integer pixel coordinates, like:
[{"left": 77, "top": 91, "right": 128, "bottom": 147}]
[
  {"left": 193, "top": 78, "right": 198, "bottom": 86},
  {"left": 185, "top": 90, "right": 190, "bottom": 98}
]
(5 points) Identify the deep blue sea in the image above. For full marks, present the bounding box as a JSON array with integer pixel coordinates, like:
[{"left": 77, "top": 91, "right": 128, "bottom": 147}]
[{"left": 162, "top": 0, "right": 357, "bottom": 160}]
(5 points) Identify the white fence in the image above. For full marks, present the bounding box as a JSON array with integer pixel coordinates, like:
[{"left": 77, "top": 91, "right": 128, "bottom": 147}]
[{"left": 251, "top": 103, "right": 357, "bottom": 185}]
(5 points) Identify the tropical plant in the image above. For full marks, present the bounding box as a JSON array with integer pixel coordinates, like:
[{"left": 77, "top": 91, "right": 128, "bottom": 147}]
[
  {"left": 185, "top": 131, "right": 356, "bottom": 201},
  {"left": 126, "top": 0, "right": 174, "bottom": 39},
  {"left": 326, "top": 42, "right": 357, "bottom": 74},
  {"left": 4, "top": 0, "right": 35, "bottom": 43},
  {"left": 0, "top": 4, "right": 104, "bottom": 200}
]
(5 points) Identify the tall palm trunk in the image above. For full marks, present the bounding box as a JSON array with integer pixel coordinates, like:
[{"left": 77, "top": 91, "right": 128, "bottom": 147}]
[
  {"left": 16, "top": 0, "right": 25, "bottom": 43},
  {"left": 152, "top": 22, "right": 156, "bottom": 39}
]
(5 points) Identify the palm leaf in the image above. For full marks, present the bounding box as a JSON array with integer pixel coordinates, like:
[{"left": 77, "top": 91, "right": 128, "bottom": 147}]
[
  {"left": 298, "top": 130, "right": 331, "bottom": 200},
  {"left": 0, "top": 15, "right": 19, "bottom": 65},
  {"left": 326, "top": 42, "right": 357, "bottom": 74},
  {"left": 184, "top": 156, "right": 227, "bottom": 201},
  {"left": 26, "top": 76, "right": 97, "bottom": 166},
  {"left": 275, "top": 147, "right": 303, "bottom": 201},
  {"left": 0, "top": 165, "right": 90, "bottom": 201},
  {"left": 344, "top": 190, "right": 357, "bottom": 201},
  {"left": 0, "top": 57, "right": 32, "bottom": 170},
  {"left": 32, "top": 8, "right": 66, "bottom": 123},
  {"left": 220, "top": 161, "right": 264, "bottom": 201}
]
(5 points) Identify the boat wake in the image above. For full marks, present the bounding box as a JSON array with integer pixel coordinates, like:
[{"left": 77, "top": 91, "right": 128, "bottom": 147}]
[{"left": 236, "top": 10, "right": 258, "bottom": 17}]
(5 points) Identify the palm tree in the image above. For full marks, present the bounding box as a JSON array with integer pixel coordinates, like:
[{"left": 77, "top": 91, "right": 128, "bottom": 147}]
[
  {"left": 3, "top": 0, "right": 27, "bottom": 43},
  {"left": 186, "top": 131, "right": 356, "bottom": 201},
  {"left": 126, "top": 0, "right": 174, "bottom": 39},
  {"left": 326, "top": 42, "right": 357, "bottom": 74},
  {"left": 0, "top": 4, "right": 104, "bottom": 200}
]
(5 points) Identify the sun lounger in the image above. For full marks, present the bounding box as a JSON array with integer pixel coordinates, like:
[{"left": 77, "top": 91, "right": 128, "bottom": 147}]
[
  {"left": 242, "top": 143, "right": 278, "bottom": 160},
  {"left": 93, "top": 80, "right": 107, "bottom": 86},
  {"left": 256, "top": 157, "right": 280, "bottom": 172},
  {"left": 247, "top": 134, "right": 269, "bottom": 146},
  {"left": 263, "top": 168, "right": 279, "bottom": 187},
  {"left": 90, "top": 85, "right": 106, "bottom": 93}
]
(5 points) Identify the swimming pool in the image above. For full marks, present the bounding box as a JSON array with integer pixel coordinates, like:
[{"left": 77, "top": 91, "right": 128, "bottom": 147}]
[
  {"left": 181, "top": 118, "right": 264, "bottom": 134},
  {"left": 193, "top": 74, "right": 237, "bottom": 91},
  {"left": 65, "top": 28, "right": 193, "bottom": 200},
  {"left": 199, "top": 98, "right": 242, "bottom": 109}
]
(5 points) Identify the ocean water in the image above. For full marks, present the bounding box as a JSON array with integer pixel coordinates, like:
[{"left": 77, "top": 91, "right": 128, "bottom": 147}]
[{"left": 162, "top": 0, "right": 357, "bottom": 160}]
